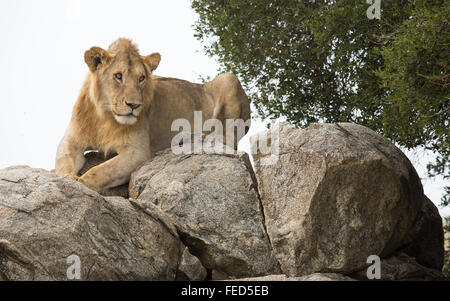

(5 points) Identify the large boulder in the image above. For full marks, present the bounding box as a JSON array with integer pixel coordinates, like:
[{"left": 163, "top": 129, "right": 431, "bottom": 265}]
[
  {"left": 251, "top": 122, "right": 428, "bottom": 276},
  {"left": 129, "top": 148, "right": 280, "bottom": 279},
  {"left": 398, "top": 196, "right": 444, "bottom": 270},
  {"left": 0, "top": 166, "right": 205, "bottom": 280}
]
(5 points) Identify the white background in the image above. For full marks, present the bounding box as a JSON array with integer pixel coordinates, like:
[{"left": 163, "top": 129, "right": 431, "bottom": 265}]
[{"left": 0, "top": 0, "right": 447, "bottom": 217}]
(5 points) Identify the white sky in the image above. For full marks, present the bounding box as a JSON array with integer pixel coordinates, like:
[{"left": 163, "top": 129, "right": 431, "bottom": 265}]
[{"left": 0, "top": 0, "right": 448, "bottom": 217}]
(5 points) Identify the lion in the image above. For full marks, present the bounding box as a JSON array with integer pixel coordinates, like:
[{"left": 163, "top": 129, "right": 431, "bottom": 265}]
[{"left": 55, "top": 38, "right": 251, "bottom": 192}]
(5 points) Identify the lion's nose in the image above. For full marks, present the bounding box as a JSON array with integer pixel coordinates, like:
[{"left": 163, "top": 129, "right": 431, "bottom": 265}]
[{"left": 125, "top": 102, "right": 141, "bottom": 110}]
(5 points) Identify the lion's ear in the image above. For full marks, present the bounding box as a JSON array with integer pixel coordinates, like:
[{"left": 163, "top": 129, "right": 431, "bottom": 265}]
[
  {"left": 84, "top": 47, "right": 112, "bottom": 72},
  {"left": 143, "top": 52, "right": 161, "bottom": 72}
]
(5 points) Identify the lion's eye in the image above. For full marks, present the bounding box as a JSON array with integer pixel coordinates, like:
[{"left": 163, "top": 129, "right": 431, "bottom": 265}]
[
  {"left": 139, "top": 75, "right": 145, "bottom": 83},
  {"left": 114, "top": 73, "right": 122, "bottom": 81}
]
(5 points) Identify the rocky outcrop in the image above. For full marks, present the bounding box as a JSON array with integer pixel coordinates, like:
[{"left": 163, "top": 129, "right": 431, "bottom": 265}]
[
  {"left": 230, "top": 273, "right": 356, "bottom": 281},
  {"left": 0, "top": 122, "right": 445, "bottom": 281},
  {"left": 398, "top": 196, "right": 444, "bottom": 270},
  {"left": 176, "top": 247, "right": 208, "bottom": 281},
  {"left": 129, "top": 148, "right": 280, "bottom": 279},
  {"left": 0, "top": 166, "right": 205, "bottom": 280},
  {"left": 250, "top": 122, "right": 430, "bottom": 276}
]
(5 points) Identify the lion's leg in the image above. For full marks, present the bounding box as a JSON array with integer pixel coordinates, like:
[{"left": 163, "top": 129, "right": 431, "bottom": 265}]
[
  {"left": 55, "top": 135, "right": 85, "bottom": 180},
  {"left": 206, "top": 73, "right": 251, "bottom": 150},
  {"left": 223, "top": 102, "right": 242, "bottom": 150},
  {"left": 78, "top": 150, "right": 148, "bottom": 192}
]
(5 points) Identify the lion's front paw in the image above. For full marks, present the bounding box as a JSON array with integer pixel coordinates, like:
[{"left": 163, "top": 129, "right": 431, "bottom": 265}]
[
  {"left": 78, "top": 174, "right": 102, "bottom": 192},
  {"left": 67, "top": 174, "right": 80, "bottom": 181}
]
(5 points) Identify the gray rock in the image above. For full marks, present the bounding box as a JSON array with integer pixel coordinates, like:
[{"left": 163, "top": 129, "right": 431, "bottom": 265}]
[
  {"left": 230, "top": 273, "right": 355, "bottom": 281},
  {"left": 176, "top": 247, "right": 208, "bottom": 281},
  {"left": 0, "top": 166, "right": 196, "bottom": 280},
  {"left": 129, "top": 148, "right": 280, "bottom": 279},
  {"left": 399, "top": 195, "right": 444, "bottom": 270},
  {"left": 350, "top": 253, "right": 446, "bottom": 280},
  {"left": 296, "top": 273, "right": 356, "bottom": 281},
  {"left": 251, "top": 122, "right": 424, "bottom": 276}
]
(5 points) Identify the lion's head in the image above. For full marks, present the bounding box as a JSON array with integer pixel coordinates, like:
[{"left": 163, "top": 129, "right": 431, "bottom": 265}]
[{"left": 84, "top": 38, "right": 161, "bottom": 125}]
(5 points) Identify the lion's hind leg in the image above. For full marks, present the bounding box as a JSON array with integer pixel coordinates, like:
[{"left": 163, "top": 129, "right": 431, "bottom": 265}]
[{"left": 206, "top": 73, "right": 251, "bottom": 150}]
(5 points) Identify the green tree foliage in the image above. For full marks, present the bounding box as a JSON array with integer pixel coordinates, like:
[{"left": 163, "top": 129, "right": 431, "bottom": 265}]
[
  {"left": 191, "top": 0, "right": 449, "bottom": 204},
  {"left": 376, "top": 2, "right": 449, "bottom": 205}
]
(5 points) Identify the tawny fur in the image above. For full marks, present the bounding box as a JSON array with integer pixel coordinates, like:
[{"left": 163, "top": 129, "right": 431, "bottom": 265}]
[{"left": 55, "top": 38, "right": 251, "bottom": 192}]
